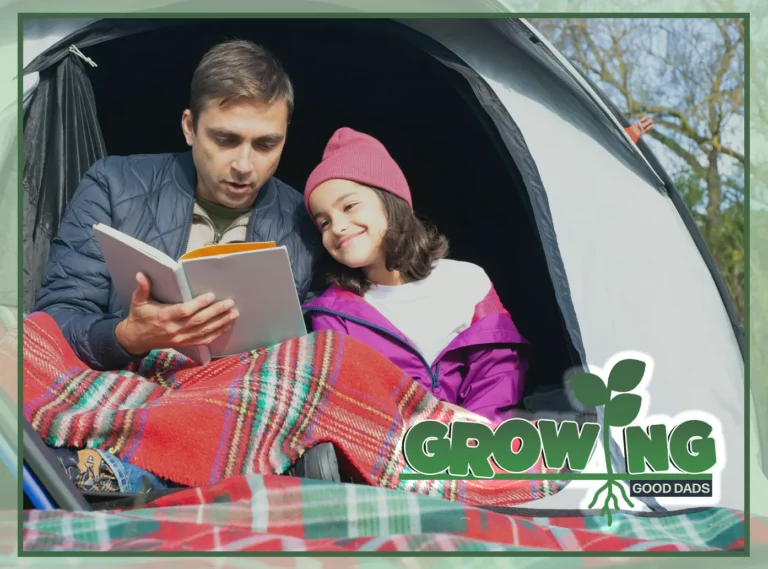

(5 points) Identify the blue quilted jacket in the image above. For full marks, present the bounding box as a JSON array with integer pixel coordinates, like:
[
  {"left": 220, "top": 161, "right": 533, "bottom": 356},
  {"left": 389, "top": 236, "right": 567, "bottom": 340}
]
[{"left": 33, "top": 151, "right": 325, "bottom": 371}]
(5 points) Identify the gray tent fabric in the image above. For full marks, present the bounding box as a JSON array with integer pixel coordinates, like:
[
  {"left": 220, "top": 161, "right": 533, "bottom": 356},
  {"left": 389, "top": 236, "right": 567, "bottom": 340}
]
[
  {"left": 22, "top": 53, "right": 107, "bottom": 312},
  {"left": 16, "top": 14, "right": 753, "bottom": 515}
]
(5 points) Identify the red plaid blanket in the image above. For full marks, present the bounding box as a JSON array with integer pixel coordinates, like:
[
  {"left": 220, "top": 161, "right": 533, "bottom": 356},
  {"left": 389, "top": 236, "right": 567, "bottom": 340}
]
[{"left": 22, "top": 312, "right": 562, "bottom": 506}]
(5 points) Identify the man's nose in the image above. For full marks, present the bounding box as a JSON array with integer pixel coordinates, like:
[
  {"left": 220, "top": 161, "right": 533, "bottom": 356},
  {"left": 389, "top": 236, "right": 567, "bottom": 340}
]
[{"left": 231, "top": 147, "right": 254, "bottom": 175}]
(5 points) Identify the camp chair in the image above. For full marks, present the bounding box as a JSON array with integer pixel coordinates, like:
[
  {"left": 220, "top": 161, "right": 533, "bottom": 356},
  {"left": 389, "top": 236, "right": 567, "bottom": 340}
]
[
  {"left": 0, "top": 388, "right": 87, "bottom": 511},
  {"left": 13, "top": 407, "right": 342, "bottom": 512},
  {"left": 0, "top": 387, "right": 181, "bottom": 511},
  {"left": 17, "top": 413, "right": 343, "bottom": 511},
  {"left": 12, "top": 414, "right": 185, "bottom": 512}
]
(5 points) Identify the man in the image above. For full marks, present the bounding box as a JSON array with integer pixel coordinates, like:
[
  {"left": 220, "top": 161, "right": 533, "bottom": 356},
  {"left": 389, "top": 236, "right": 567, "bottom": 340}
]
[
  {"left": 29, "top": 39, "right": 337, "bottom": 496},
  {"left": 34, "top": 39, "right": 324, "bottom": 372}
]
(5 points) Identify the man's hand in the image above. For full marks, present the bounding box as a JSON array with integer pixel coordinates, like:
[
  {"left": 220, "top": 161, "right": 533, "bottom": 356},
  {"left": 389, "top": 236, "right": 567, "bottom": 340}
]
[{"left": 115, "top": 272, "right": 239, "bottom": 356}]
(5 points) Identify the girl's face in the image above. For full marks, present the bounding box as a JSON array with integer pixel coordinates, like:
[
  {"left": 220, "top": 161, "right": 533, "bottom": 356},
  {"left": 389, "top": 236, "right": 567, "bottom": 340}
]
[{"left": 308, "top": 179, "right": 389, "bottom": 271}]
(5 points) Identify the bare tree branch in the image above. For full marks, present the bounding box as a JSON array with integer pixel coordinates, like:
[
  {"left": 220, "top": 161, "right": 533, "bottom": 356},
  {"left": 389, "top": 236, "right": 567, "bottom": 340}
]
[
  {"left": 646, "top": 130, "right": 707, "bottom": 178},
  {"left": 528, "top": 17, "right": 745, "bottom": 320},
  {"left": 631, "top": 106, "right": 707, "bottom": 144},
  {"left": 713, "top": 143, "right": 745, "bottom": 163}
]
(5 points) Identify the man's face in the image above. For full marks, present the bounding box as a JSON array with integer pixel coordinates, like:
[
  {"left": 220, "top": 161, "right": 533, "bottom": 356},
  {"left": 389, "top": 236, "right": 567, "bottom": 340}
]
[{"left": 182, "top": 97, "right": 289, "bottom": 209}]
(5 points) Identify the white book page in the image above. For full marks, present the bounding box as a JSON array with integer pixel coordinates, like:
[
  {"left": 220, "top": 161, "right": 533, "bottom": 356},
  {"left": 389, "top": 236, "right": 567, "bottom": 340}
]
[
  {"left": 93, "top": 223, "right": 188, "bottom": 310},
  {"left": 92, "top": 223, "right": 212, "bottom": 365},
  {"left": 180, "top": 246, "right": 307, "bottom": 357},
  {"left": 93, "top": 223, "right": 177, "bottom": 266}
]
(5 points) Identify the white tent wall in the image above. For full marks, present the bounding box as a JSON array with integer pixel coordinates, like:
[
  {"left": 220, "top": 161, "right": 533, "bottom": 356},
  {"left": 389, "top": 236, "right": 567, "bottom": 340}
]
[{"left": 399, "top": 18, "right": 745, "bottom": 512}]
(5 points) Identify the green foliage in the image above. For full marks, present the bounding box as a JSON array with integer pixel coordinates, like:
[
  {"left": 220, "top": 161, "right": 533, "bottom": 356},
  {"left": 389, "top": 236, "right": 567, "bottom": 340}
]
[
  {"left": 674, "top": 171, "right": 744, "bottom": 322},
  {"left": 750, "top": 212, "right": 768, "bottom": 456}
]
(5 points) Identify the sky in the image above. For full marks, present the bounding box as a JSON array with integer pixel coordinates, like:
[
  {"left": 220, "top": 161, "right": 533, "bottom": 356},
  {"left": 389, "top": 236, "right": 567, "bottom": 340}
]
[{"left": 543, "top": 18, "right": 745, "bottom": 215}]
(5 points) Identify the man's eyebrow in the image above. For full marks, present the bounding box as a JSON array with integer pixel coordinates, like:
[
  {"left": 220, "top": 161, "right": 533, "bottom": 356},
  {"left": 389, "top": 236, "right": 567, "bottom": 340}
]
[
  {"left": 206, "top": 127, "right": 240, "bottom": 139},
  {"left": 255, "top": 133, "right": 285, "bottom": 144},
  {"left": 204, "top": 129, "right": 284, "bottom": 144}
]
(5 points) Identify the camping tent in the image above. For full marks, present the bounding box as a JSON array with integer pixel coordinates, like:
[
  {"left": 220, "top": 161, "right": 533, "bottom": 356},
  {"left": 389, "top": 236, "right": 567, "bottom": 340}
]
[{"left": 18, "top": 15, "right": 751, "bottom": 515}]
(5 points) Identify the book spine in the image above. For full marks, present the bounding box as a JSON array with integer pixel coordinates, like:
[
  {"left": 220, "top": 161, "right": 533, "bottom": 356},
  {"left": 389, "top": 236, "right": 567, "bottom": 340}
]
[{"left": 173, "top": 265, "right": 194, "bottom": 303}]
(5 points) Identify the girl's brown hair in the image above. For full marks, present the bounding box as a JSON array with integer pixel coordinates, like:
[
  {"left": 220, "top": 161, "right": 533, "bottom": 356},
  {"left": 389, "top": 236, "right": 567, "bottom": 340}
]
[{"left": 323, "top": 188, "right": 449, "bottom": 295}]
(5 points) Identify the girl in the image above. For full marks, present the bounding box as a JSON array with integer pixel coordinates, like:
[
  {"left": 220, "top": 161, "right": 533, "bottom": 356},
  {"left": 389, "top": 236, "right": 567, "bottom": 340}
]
[{"left": 302, "top": 127, "right": 530, "bottom": 424}]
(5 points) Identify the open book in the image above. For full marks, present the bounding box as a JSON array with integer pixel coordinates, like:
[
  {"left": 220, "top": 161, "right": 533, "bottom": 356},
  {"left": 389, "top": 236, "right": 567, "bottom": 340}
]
[{"left": 93, "top": 223, "right": 307, "bottom": 364}]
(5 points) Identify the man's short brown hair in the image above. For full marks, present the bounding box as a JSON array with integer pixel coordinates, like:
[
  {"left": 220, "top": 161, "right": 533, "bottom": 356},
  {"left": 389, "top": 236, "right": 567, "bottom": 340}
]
[{"left": 189, "top": 39, "right": 294, "bottom": 128}]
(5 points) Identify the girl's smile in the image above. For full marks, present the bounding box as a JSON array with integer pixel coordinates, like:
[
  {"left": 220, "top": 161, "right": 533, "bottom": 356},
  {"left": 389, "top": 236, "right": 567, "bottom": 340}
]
[
  {"left": 309, "top": 179, "right": 389, "bottom": 272},
  {"left": 337, "top": 230, "right": 365, "bottom": 249}
]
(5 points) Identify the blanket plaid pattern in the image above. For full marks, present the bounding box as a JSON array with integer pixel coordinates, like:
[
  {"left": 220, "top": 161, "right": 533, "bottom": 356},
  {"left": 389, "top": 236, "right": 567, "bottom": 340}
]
[
  {"left": 21, "top": 472, "right": 751, "bottom": 553},
  {"left": 22, "top": 312, "right": 562, "bottom": 506}
]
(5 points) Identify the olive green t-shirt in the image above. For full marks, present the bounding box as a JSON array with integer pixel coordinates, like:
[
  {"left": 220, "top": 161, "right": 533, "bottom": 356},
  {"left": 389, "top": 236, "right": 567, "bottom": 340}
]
[{"left": 196, "top": 195, "right": 250, "bottom": 236}]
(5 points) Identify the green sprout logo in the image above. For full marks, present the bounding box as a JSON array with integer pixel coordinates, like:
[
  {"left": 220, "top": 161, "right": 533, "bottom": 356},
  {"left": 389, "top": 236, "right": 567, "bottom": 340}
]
[
  {"left": 400, "top": 354, "right": 719, "bottom": 527},
  {"left": 570, "top": 358, "right": 645, "bottom": 524}
]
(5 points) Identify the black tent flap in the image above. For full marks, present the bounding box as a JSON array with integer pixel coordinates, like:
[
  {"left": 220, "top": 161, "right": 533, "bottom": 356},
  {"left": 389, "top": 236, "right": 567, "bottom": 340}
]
[{"left": 23, "top": 53, "right": 107, "bottom": 312}]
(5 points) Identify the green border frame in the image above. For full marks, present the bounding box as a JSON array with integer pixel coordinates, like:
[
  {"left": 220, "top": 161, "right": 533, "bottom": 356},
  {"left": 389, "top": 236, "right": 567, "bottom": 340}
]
[{"left": 15, "top": 11, "right": 753, "bottom": 559}]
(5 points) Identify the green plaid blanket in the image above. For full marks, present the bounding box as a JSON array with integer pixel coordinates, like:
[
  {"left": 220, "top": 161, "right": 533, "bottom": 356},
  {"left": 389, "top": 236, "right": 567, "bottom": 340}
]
[{"left": 22, "top": 473, "right": 750, "bottom": 553}]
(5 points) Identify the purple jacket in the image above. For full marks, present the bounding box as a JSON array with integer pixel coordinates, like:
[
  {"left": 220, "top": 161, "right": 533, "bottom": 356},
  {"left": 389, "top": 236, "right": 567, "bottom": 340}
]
[{"left": 302, "top": 283, "right": 530, "bottom": 423}]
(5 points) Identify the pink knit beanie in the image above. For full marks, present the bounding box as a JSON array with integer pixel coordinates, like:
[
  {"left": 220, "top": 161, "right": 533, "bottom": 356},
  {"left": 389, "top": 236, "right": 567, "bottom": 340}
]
[{"left": 304, "top": 127, "right": 412, "bottom": 213}]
